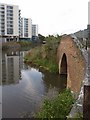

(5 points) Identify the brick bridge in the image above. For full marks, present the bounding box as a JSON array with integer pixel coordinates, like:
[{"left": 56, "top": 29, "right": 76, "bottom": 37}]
[
  {"left": 57, "top": 34, "right": 90, "bottom": 118},
  {"left": 57, "top": 35, "right": 86, "bottom": 93}
]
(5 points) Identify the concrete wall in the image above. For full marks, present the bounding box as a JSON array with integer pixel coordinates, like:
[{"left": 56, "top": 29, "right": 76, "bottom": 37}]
[{"left": 57, "top": 35, "right": 86, "bottom": 93}]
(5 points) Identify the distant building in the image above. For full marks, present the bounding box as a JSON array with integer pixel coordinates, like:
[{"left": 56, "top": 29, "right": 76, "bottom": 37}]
[
  {"left": 20, "top": 18, "right": 32, "bottom": 40},
  {"left": 0, "top": 3, "right": 39, "bottom": 42},
  {"left": 32, "top": 24, "right": 38, "bottom": 40},
  {"left": 0, "top": 3, "right": 20, "bottom": 42}
]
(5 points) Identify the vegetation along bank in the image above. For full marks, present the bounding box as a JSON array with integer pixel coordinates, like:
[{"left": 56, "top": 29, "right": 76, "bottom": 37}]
[
  {"left": 36, "top": 89, "right": 75, "bottom": 119},
  {"left": 24, "top": 35, "right": 62, "bottom": 73}
]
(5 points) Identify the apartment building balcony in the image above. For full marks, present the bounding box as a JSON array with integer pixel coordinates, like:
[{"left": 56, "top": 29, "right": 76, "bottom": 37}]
[
  {"left": 7, "top": 24, "right": 13, "bottom": 28},
  {"left": 1, "top": 26, "right": 5, "bottom": 30},
  {"left": 7, "top": 6, "right": 13, "bottom": 9},
  {"left": 0, "top": 30, "right": 5, "bottom": 36},
  {"left": 0, "top": 6, "right": 5, "bottom": 10},
  {"left": 0, "top": 17, "right": 5, "bottom": 22},
  {"left": 0, "top": 10, "right": 5, "bottom": 13},
  {"left": 0, "top": 21, "right": 5, "bottom": 24},
  {"left": 0, "top": 21, "right": 5, "bottom": 25},
  {"left": 7, "top": 16, "right": 13, "bottom": 19}
]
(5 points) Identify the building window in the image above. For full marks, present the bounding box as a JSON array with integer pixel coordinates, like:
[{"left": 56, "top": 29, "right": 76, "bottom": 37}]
[
  {"left": 7, "top": 13, "right": 13, "bottom": 17},
  {"left": 1, "top": 19, "right": 5, "bottom": 22},
  {"left": 7, "top": 17, "right": 13, "bottom": 20},
  {"left": 0, "top": 11, "right": 4, "bottom": 14},
  {"left": 24, "top": 33, "right": 28, "bottom": 37},
  {"left": 1, "top": 30, "right": 5, "bottom": 35},
  {"left": 0, "top": 15, "right": 5, "bottom": 18},
  {"left": 0, "top": 7, "right": 4, "bottom": 9},
  {"left": 1, "top": 26, "right": 5, "bottom": 29},
  {"left": 7, "top": 24, "right": 13, "bottom": 28},
  {"left": 7, "top": 10, "right": 13, "bottom": 13},
  {"left": 7, "top": 6, "right": 13, "bottom": 9},
  {"left": 7, "top": 28, "right": 13, "bottom": 34},
  {"left": 1, "top": 23, "right": 5, "bottom": 25},
  {"left": 7, "top": 21, "right": 13, "bottom": 24}
]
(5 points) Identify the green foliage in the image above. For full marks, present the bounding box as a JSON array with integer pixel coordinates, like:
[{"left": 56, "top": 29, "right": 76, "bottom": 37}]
[
  {"left": 24, "top": 52, "right": 59, "bottom": 73},
  {"left": 35, "top": 58, "right": 59, "bottom": 73},
  {"left": 36, "top": 89, "right": 75, "bottom": 119},
  {"left": 24, "top": 35, "right": 62, "bottom": 73},
  {"left": 38, "top": 34, "right": 45, "bottom": 43},
  {"left": 44, "top": 35, "right": 61, "bottom": 62},
  {"left": 18, "top": 41, "right": 31, "bottom": 47}
]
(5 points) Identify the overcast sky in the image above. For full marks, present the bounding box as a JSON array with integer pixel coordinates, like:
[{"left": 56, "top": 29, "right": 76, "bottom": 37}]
[{"left": 1, "top": 0, "right": 89, "bottom": 36}]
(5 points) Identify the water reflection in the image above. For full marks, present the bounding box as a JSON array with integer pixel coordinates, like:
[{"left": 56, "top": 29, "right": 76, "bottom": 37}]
[
  {"left": 2, "top": 50, "right": 67, "bottom": 118},
  {"left": 43, "top": 72, "right": 67, "bottom": 91},
  {"left": 2, "top": 51, "right": 27, "bottom": 85}
]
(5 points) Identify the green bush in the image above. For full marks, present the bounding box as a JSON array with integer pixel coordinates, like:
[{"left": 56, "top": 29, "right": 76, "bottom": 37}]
[{"left": 36, "top": 89, "right": 75, "bottom": 119}]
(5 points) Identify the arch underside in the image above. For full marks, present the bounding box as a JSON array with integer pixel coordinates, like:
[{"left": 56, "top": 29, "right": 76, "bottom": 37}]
[
  {"left": 59, "top": 53, "right": 67, "bottom": 89},
  {"left": 60, "top": 53, "right": 67, "bottom": 75}
]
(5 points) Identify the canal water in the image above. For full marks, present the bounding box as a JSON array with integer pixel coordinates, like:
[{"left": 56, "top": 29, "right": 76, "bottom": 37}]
[{"left": 2, "top": 50, "right": 67, "bottom": 118}]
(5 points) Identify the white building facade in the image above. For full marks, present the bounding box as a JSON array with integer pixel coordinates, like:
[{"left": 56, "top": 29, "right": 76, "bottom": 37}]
[
  {"left": 0, "top": 3, "right": 20, "bottom": 41},
  {"left": 0, "top": 3, "right": 39, "bottom": 42},
  {"left": 32, "top": 24, "right": 38, "bottom": 40},
  {"left": 20, "top": 18, "right": 32, "bottom": 39},
  {"left": 32, "top": 24, "right": 38, "bottom": 36}
]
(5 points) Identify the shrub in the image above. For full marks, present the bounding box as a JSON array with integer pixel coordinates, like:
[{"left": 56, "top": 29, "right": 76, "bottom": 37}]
[{"left": 36, "top": 89, "right": 75, "bottom": 119}]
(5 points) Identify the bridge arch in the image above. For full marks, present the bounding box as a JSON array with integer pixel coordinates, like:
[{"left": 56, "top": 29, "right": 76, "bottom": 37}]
[
  {"left": 57, "top": 35, "right": 85, "bottom": 93},
  {"left": 59, "top": 53, "right": 67, "bottom": 75}
]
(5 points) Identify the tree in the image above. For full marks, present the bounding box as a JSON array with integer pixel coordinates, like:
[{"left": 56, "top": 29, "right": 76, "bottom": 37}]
[{"left": 38, "top": 34, "right": 45, "bottom": 43}]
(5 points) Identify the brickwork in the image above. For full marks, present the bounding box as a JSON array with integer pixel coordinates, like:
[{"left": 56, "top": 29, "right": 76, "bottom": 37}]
[{"left": 57, "top": 35, "right": 86, "bottom": 93}]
